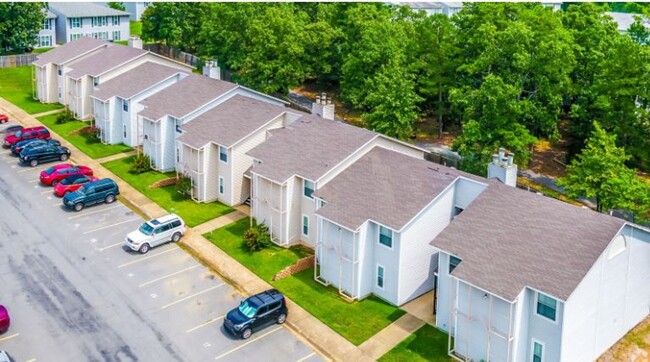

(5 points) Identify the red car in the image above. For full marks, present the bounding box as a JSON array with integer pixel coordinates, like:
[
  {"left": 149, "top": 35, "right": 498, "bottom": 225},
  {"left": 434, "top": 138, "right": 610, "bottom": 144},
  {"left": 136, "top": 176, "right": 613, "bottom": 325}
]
[
  {"left": 53, "top": 174, "right": 99, "bottom": 197},
  {"left": 0, "top": 114, "right": 8, "bottom": 124},
  {"left": 40, "top": 164, "right": 93, "bottom": 186},
  {"left": 0, "top": 305, "right": 9, "bottom": 334},
  {"left": 3, "top": 126, "right": 50, "bottom": 148}
]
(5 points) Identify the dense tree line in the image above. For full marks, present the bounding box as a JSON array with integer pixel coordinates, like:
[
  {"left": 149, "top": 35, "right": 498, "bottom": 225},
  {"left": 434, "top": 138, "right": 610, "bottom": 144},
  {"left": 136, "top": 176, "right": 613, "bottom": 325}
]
[
  {"left": 0, "top": 2, "right": 46, "bottom": 54},
  {"left": 141, "top": 3, "right": 650, "bottom": 218}
]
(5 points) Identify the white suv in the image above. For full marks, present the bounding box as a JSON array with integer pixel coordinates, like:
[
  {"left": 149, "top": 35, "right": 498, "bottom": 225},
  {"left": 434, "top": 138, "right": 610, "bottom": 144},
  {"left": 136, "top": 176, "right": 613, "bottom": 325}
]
[{"left": 125, "top": 214, "right": 186, "bottom": 254}]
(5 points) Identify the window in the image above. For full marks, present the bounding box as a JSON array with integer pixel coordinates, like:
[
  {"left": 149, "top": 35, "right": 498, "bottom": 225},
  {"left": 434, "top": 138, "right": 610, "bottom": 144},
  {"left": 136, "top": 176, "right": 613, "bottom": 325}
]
[
  {"left": 302, "top": 215, "right": 309, "bottom": 236},
  {"left": 449, "top": 255, "right": 461, "bottom": 273},
  {"left": 43, "top": 19, "right": 50, "bottom": 30},
  {"left": 70, "top": 18, "right": 81, "bottom": 28},
  {"left": 219, "top": 146, "right": 228, "bottom": 163},
  {"left": 57, "top": 67, "right": 62, "bottom": 76},
  {"left": 303, "top": 179, "right": 314, "bottom": 199},
  {"left": 174, "top": 117, "right": 182, "bottom": 133},
  {"left": 39, "top": 35, "right": 52, "bottom": 47},
  {"left": 219, "top": 177, "right": 224, "bottom": 195},
  {"left": 93, "top": 77, "right": 99, "bottom": 87},
  {"left": 123, "top": 100, "right": 128, "bottom": 112},
  {"left": 377, "top": 265, "right": 385, "bottom": 288},
  {"left": 70, "top": 33, "right": 82, "bottom": 41},
  {"left": 536, "top": 293, "right": 557, "bottom": 322},
  {"left": 92, "top": 16, "right": 107, "bottom": 27},
  {"left": 123, "top": 124, "right": 127, "bottom": 138},
  {"left": 112, "top": 16, "right": 120, "bottom": 25},
  {"left": 379, "top": 226, "right": 392, "bottom": 248},
  {"left": 176, "top": 147, "right": 180, "bottom": 163},
  {"left": 532, "top": 341, "right": 543, "bottom": 362},
  {"left": 112, "top": 30, "right": 121, "bottom": 41},
  {"left": 58, "top": 87, "right": 62, "bottom": 98},
  {"left": 453, "top": 206, "right": 464, "bottom": 218}
]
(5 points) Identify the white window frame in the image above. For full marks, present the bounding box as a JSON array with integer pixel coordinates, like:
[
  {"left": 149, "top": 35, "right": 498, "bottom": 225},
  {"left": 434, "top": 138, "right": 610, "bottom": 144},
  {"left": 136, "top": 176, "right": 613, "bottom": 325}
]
[
  {"left": 531, "top": 339, "right": 544, "bottom": 362},
  {"left": 122, "top": 99, "right": 129, "bottom": 112},
  {"left": 42, "top": 19, "right": 50, "bottom": 30},
  {"left": 93, "top": 77, "right": 100, "bottom": 87},
  {"left": 219, "top": 145, "right": 228, "bottom": 163},
  {"left": 303, "top": 179, "right": 315, "bottom": 199},
  {"left": 39, "top": 35, "right": 52, "bottom": 47},
  {"left": 302, "top": 214, "right": 309, "bottom": 237},
  {"left": 123, "top": 124, "right": 127, "bottom": 138},
  {"left": 70, "top": 33, "right": 82, "bottom": 41},
  {"left": 376, "top": 264, "right": 385, "bottom": 289},
  {"left": 378, "top": 225, "right": 393, "bottom": 249},
  {"left": 112, "top": 16, "right": 121, "bottom": 25},
  {"left": 112, "top": 30, "right": 121, "bottom": 41},
  {"left": 219, "top": 176, "right": 224, "bottom": 195},
  {"left": 535, "top": 292, "right": 558, "bottom": 323},
  {"left": 70, "top": 18, "right": 81, "bottom": 28}
]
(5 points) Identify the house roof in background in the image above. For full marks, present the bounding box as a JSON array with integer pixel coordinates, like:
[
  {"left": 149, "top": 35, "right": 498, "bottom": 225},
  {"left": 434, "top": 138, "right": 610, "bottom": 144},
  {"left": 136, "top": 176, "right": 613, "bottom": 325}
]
[
  {"left": 177, "top": 95, "right": 288, "bottom": 149},
  {"left": 45, "top": 9, "right": 57, "bottom": 18},
  {"left": 247, "top": 117, "right": 377, "bottom": 184},
  {"left": 91, "top": 62, "right": 189, "bottom": 101},
  {"left": 66, "top": 44, "right": 147, "bottom": 78},
  {"left": 49, "top": 2, "right": 130, "bottom": 17},
  {"left": 315, "top": 147, "right": 465, "bottom": 231},
  {"left": 431, "top": 181, "right": 626, "bottom": 302},
  {"left": 139, "top": 75, "right": 238, "bottom": 120},
  {"left": 33, "top": 37, "right": 108, "bottom": 66}
]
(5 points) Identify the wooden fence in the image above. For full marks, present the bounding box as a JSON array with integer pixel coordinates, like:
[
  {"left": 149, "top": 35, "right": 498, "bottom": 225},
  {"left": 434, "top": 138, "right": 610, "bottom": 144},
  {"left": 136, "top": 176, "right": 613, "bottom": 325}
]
[
  {"left": 143, "top": 43, "right": 200, "bottom": 68},
  {"left": 0, "top": 53, "right": 38, "bottom": 68}
]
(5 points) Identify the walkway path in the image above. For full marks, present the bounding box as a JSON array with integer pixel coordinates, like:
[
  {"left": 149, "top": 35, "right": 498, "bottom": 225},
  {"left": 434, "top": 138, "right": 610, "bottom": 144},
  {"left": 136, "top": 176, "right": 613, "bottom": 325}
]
[
  {"left": 95, "top": 149, "right": 137, "bottom": 164},
  {"left": 31, "top": 107, "right": 65, "bottom": 118}
]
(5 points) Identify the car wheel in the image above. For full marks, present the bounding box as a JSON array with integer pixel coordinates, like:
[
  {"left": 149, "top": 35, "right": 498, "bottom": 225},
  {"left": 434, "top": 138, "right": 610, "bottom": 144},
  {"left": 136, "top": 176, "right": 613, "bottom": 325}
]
[
  {"left": 60, "top": 154, "right": 68, "bottom": 161},
  {"left": 51, "top": 180, "right": 59, "bottom": 187},
  {"left": 241, "top": 328, "right": 252, "bottom": 340},
  {"left": 277, "top": 313, "right": 287, "bottom": 324},
  {"left": 171, "top": 232, "right": 181, "bottom": 243},
  {"left": 105, "top": 194, "right": 115, "bottom": 203},
  {"left": 30, "top": 159, "right": 38, "bottom": 167},
  {"left": 139, "top": 243, "right": 150, "bottom": 254},
  {"left": 74, "top": 202, "right": 84, "bottom": 212}
]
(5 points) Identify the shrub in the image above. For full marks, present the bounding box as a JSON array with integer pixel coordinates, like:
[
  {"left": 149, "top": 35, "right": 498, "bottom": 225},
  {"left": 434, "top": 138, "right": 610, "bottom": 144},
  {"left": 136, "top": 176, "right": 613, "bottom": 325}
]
[
  {"left": 243, "top": 223, "right": 271, "bottom": 252},
  {"left": 176, "top": 173, "right": 192, "bottom": 199},
  {"left": 130, "top": 153, "right": 151, "bottom": 174},
  {"left": 56, "top": 107, "right": 75, "bottom": 124}
]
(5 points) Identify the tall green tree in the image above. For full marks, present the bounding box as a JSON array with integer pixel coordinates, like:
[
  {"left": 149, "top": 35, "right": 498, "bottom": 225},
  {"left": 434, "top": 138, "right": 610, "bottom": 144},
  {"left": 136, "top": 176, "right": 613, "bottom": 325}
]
[
  {"left": 107, "top": 2, "right": 125, "bottom": 11},
  {"left": 558, "top": 122, "right": 650, "bottom": 215},
  {"left": 0, "top": 2, "right": 47, "bottom": 54},
  {"left": 141, "top": 3, "right": 206, "bottom": 52}
]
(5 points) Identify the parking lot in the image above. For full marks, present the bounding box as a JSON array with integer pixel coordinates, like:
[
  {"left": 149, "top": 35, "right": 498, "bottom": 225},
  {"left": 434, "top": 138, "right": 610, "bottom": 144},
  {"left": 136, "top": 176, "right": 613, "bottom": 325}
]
[{"left": 0, "top": 121, "right": 323, "bottom": 361}]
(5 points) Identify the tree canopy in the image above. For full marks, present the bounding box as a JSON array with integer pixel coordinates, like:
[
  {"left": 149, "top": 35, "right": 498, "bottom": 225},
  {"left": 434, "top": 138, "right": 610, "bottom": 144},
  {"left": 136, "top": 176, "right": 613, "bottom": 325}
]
[{"left": 0, "top": 2, "right": 47, "bottom": 54}]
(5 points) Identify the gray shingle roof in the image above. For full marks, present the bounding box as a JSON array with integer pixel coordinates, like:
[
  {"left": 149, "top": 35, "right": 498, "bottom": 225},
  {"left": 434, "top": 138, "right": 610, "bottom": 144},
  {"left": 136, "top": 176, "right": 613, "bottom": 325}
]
[
  {"left": 66, "top": 44, "right": 147, "bottom": 78},
  {"left": 49, "top": 2, "right": 130, "bottom": 17},
  {"left": 176, "top": 95, "right": 288, "bottom": 149},
  {"left": 91, "top": 62, "right": 189, "bottom": 101},
  {"left": 314, "top": 147, "right": 459, "bottom": 231},
  {"left": 247, "top": 117, "right": 377, "bottom": 184},
  {"left": 431, "top": 181, "right": 626, "bottom": 301},
  {"left": 32, "top": 37, "right": 108, "bottom": 66},
  {"left": 139, "top": 75, "right": 238, "bottom": 120}
]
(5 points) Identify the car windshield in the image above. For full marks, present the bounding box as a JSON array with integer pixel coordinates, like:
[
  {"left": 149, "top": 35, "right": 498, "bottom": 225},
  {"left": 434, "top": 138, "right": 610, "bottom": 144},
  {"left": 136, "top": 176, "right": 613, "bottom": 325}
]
[
  {"left": 14, "top": 131, "right": 22, "bottom": 138},
  {"left": 76, "top": 186, "right": 86, "bottom": 194},
  {"left": 238, "top": 300, "right": 258, "bottom": 318},
  {"left": 44, "top": 166, "right": 56, "bottom": 175},
  {"left": 139, "top": 222, "right": 155, "bottom": 236}
]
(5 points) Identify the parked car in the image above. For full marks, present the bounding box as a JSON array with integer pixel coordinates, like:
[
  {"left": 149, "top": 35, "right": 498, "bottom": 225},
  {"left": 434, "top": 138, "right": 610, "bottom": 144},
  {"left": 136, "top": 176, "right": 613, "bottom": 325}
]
[
  {"left": 124, "top": 214, "right": 186, "bottom": 254},
  {"left": 40, "top": 164, "right": 93, "bottom": 186},
  {"left": 0, "top": 305, "right": 9, "bottom": 334},
  {"left": 3, "top": 126, "right": 50, "bottom": 148},
  {"left": 223, "top": 289, "right": 288, "bottom": 339},
  {"left": 53, "top": 174, "right": 98, "bottom": 197},
  {"left": 0, "top": 114, "right": 8, "bottom": 124},
  {"left": 1, "top": 125, "right": 23, "bottom": 135},
  {"left": 0, "top": 350, "right": 13, "bottom": 362},
  {"left": 62, "top": 178, "right": 119, "bottom": 211},
  {"left": 19, "top": 144, "right": 70, "bottom": 167},
  {"left": 11, "top": 138, "right": 61, "bottom": 156}
]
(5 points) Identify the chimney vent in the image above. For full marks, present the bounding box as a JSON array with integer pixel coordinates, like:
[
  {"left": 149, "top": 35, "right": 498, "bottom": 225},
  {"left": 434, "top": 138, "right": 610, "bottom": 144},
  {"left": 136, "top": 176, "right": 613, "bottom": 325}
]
[
  {"left": 487, "top": 147, "right": 517, "bottom": 187},
  {"left": 202, "top": 60, "right": 221, "bottom": 80},
  {"left": 311, "top": 92, "right": 335, "bottom": 120},
  {"left": 128, "top": 36, "right": 142, "bottom": 49}
]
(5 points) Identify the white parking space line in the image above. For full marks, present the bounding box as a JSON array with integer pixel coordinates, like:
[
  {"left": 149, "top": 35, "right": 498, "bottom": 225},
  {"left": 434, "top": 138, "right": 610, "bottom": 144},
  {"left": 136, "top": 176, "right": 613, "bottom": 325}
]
[
  {"left": 161, "top": 283, "right": 226, "bottom": 310},
  {"left": 29, "top": 179, "right": 40, "bottom": 183},
  {"left": 296, "top": 352, "right": 316, "bottom": 362},
  {"left": 214, "top": 327, "right": 283, "bottom": 360},
  {"left": 139, "top": 264, "right": 201, "bottom": 288},
  {"left": 17, "top": 168, "right": 39, "bottom": 173},
  {"left": 185, "top": 315, "right": 225, "bottom": 333},
  {"left": 52, "top": 201, "right": 61, "bottom": 206},
  {"left": 118, "top": 247, "right": 181, "bottom": 268},
  {"left": 40, "top": 189, "right": 52, "bottom": 194},
  {"left": 0, "top": 332, "right": 19, "bottom": 342},
  {"left": 25, "top": 359, "right": 37, "bottom": 362},
  {"left": 67, "top": 204, "right": 121, "bottom": 220},
  {"left": 97, "top": 241, "right": 125, "bottom": 252},
  {"left": 82, "top": 217, "right": 140, "bottom": 235},
  {"left": 0, "top": 150, "right": 10, "bottom": 155}
]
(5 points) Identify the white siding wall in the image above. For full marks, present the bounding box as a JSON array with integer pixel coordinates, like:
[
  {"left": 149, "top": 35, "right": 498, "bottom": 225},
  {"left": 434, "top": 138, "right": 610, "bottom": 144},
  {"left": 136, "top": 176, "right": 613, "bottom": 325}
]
[
  {"left": 51, "top": 14, "right": 130, "bottom": 44},
  {"left": 397, "top": 185, "right": 455, "bottom": 305},
  {"left": 252, "top": 175, "right": 285, "bottom": 242},
  {"left": 297, "top": 177, "right": 317, "bottom": 246},
  {"left": 217, "top": 144, "right": 233, "bottom": 205},
  {"left": 522, "top": 288, "right": 564, "bottom": 362},
  {"left": 371, "top": 222, "right": 401, "bottom": 305},
  {"left": 436, "top": 252, "right": 454, "bottom": 332},
  {"left": 318, "top": 219, "right": 357, "bottom": 296},
  {"left": 453, "top": 177, "right": 487, "bottom": 209},
  {"left": 561, "top": 225, "right": 650, "bottom": 361}
]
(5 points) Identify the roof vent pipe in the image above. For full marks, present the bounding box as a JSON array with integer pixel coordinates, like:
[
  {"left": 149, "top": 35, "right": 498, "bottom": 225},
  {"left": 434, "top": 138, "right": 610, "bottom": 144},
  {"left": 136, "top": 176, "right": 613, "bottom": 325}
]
[
  {"left": 492, "top": 154, "right": 499, "bottom": 165},
  {"left": 507, "top": 153, "right": 514, "bottom": 166},
  {"left": 498, "top": 147, "right": 505, "bottom": 162}
]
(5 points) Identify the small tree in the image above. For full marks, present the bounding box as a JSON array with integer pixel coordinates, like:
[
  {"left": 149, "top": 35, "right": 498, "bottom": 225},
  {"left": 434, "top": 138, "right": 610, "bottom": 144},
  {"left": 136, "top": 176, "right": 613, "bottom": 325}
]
[
  {"left": 243, "top": 223, "right": 271, "bottom": 252},
  {"left": 176, "top": 173, "right": 192, "bottom": 199},
  {"left": 130, "top": 153, "right": 151, "bottom": 174},
  {"left": 55, "top": 107, "right": 75, "bottom": 124}
]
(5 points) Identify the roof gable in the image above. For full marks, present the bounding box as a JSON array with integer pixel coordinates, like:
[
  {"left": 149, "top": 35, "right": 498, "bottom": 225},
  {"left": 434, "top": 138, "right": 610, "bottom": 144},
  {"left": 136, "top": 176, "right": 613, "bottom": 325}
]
[
  {"left": 91, "top": 62, "right": 189, "bottom": 101},
  {"left": 33, "top": 38, "right": 108, "bottom": 66}
]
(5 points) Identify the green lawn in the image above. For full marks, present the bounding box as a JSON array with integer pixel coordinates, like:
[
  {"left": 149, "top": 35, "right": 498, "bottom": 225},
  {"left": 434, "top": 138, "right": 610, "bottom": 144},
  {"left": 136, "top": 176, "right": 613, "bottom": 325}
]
[
  {"left": 38, "top": 114, "right": 132, "bottom": 159},
  {"left": 130, "top": 21, "right": 142, "bottom": 37},
  {"left": 204, "top": 219, "right": 406, "bottom": 345},
  {"left": 102, "top": 156, "right": 233, "bottom": 227},
  {"left": 379, "top": 324, "right": 452, "bottom": 362},
  {"left": 33, "top": 47, "right": 53, "bottom": 54},
  {"left": 0, "top": 67, "right": 63, "bottom": 114}
]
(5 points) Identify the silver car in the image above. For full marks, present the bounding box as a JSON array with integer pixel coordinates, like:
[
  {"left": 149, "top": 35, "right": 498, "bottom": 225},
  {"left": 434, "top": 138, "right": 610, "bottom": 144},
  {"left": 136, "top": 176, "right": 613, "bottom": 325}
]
[{"left": 124, "top": 214, "right": 186, "bottom": 254}]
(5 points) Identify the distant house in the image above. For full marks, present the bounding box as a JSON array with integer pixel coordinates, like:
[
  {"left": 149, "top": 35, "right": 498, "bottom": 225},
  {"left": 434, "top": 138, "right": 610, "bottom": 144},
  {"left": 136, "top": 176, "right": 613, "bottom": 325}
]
[
  {"left": 395, "top": 2, "right": 463, "bottom": 16},
  {"left": 49, "top": 2, "right": 130, "bottom": 44},
  {"left": 123, "top": 2, "right": 152, "bottom": 21},
  {"left": 139, "top": 74, "right": 286, "bottom": 173},
  {"left": 176, "top": 95, "right": 298, "bottom": 206},
  {"left": 606, "top": 12, "right": 650, "bottom": 34},
  {"left": 541, "top": 1, "right": 563, "bottom": 11},
  {"left": 91, "top": 62, "right": 191, "bottom": 146},
  {"left": 36, "top": 10, "right": 57, "bottom": 48},
  {"left": 432, "top": 155, "right": 650, "bottom": 362}
]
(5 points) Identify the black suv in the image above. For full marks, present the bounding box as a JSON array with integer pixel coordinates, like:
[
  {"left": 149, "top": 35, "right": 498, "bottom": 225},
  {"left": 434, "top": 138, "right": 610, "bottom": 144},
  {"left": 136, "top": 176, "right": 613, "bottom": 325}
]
[
  {"left": 11, "top": 138, "right": 60, "bottom": 156},
  {"left": 224, "top": 289, "right": 288, "bottom": 339},
  {"left": 19, "top": 144, "right": 70, "bottom": 167}
]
